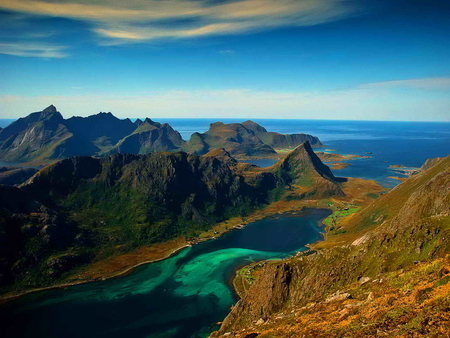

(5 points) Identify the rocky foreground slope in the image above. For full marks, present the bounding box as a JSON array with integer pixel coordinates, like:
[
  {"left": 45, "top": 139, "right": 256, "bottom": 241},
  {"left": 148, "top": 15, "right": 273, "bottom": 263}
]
[
  {"left": 212, "top": 156, "right": 450, "bottom": 337},
  {"left": 0, "top": 142, "right": 340, "bottom": 295}
]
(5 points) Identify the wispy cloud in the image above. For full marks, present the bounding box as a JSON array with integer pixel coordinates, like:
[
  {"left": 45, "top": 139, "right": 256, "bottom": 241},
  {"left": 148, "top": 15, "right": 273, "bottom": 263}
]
[
  {"left": 2, "top": 81, "right": 449, "bottom": 121},
  {"left": 360, "top": 77, "right": 450, "bottom": 90},
  {"left": 0, "top": 42, "right": 68, "bottom": 58},
  {"left": 0, "top": 0, "right": 360, "bottom": 44},
  {"left": 219, "top": 49, "right": 236, "bottom": 55}
]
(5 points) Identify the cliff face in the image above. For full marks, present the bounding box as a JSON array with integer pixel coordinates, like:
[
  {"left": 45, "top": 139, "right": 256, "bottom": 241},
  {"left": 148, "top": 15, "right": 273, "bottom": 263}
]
[
  {"left": 184, "top": 120, "right": 323, "bottom": 157},
  {"left": 0, "top": 143, "right": 340, "bottom": 295},
  {"left": 213, "top": 156, "right": 450, "bottom": 337},
  {"left": 0, "top": 106, "right": 185, "bottom": 162}
]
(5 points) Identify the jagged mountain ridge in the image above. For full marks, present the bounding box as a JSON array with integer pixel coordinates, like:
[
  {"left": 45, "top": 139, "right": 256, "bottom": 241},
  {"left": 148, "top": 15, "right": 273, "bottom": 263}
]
[
  {"left": 0, "top": 105, "right": 185, "bottom": 162},
  {"left": 0, "top": 142, "right": 341, "bottom": 294},
  {"left": 0, "top": 106, "right": 323, "bottom": 162}
]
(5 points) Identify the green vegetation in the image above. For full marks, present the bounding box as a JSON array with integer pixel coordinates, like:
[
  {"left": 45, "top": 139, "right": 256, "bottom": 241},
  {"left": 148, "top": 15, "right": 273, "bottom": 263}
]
[{"left": 323, "top": 206, "right": 359, "bottom": 226}]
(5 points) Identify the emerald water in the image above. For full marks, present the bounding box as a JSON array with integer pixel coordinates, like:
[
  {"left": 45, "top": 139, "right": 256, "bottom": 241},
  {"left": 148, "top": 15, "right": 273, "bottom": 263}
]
[{"left": 1, "top": 208, "right": 330, "bottom": 338}]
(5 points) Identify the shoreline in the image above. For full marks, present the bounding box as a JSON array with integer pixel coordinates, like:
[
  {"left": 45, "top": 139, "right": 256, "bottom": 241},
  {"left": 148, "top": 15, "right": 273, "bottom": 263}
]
[
  {"left": 0, "top": 149, "right": 384, "bottom": 303},
  {"left": 0, "top": 244, "right": 191, "bottom": 303},
  {"left": 0, "top": 207, "right": 330, "bottom": 303},
  {"left": 230, "top": 208, "right": 331, "bottom": 299}
]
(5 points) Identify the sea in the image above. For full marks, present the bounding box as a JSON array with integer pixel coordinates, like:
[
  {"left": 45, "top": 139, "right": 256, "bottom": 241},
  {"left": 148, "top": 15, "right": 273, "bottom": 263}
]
[{"left": 1, "top": 118, "right": 449, "bottom": 187}]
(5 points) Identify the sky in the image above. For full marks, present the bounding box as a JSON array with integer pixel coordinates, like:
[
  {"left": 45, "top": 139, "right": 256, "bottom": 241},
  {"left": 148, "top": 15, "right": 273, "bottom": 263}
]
[{"left": 0, "top": 0, "right": 449, "bottom": 121}]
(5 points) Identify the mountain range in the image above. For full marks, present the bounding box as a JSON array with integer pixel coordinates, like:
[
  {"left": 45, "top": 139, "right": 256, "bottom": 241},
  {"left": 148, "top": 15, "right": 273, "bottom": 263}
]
[
  {"left": 0, "top": 105, "right": 322, "bottom": 162},
  {"left": 0, "top": 142, "right": 340, "bottom": 294}
]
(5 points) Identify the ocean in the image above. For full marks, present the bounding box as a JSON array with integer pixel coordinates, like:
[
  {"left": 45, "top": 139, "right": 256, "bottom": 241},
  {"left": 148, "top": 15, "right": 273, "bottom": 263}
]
[{"left": 1, "top": 118, "right": 449, "bottom": 187}]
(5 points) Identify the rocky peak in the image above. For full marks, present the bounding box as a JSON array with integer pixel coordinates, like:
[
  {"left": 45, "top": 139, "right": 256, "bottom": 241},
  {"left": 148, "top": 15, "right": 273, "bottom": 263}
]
[
  {"left": 242, "top": 120, "right": 268, "bottom": 133},
  {"left": 42, "top": 105, "right": 57, "bottom": 113},
  {"left": 203, "top": 148, "right": 238, "bottom": 167},
  {"left": 38, "top": 105, "right": 63, "bottom": 122},
  {"left": 279, "top": 141, "right": 336, "bottom": 182}
]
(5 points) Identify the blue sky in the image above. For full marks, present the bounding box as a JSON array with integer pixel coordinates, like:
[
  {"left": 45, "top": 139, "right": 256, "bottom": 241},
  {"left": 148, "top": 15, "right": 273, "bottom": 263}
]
[{"left": 0, "top": 0, "right": 449, "bottom": 120}]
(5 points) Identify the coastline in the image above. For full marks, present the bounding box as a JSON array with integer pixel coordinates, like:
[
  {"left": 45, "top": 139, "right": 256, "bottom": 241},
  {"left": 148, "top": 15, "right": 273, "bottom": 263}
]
[
  {"left": 0, "top": 154, "right": 385, "bottom": 304},
  {"left": 0, "top": 244, "right": 191, "bottom": 304},
  {"left": 0, "top": 202, "right": 336, "bottom": 303},
  {"left": 230, "top": 208, "right": 331, "bottom": 299}
]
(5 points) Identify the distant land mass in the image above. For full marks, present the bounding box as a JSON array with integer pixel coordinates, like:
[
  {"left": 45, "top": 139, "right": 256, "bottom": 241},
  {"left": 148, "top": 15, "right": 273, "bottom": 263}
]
[
  {"left": 0, "top": 142, "right": 340, "bottom": 295},
  {"left": 184, "top": 120, "right": 322, "bottom": 156},
  {"left": 0, "top": 105, "right": 322, "bottom": 163}
]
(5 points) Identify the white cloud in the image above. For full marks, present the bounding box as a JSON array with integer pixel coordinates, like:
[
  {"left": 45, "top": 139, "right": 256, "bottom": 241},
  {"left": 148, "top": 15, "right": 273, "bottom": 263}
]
[
  {"left": 219, "top": 49, "right": 236, "bottom": 55},
  {"left": 360, "top": 77, "right": 450, "bottom": 90},
  {"left": 0, "top": 42, "right": 68, "bottom": 58},
  {"left": 0, "top": 0, "right": 360, "bottom": 43}
]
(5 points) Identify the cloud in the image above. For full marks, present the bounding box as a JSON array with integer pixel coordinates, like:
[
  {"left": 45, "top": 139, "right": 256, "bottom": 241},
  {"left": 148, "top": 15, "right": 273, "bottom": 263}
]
[
  {"left": 0, "top": 0, "right": 360, "bottom": 43},
  {"left": 219, "top": 49, "right": 236, "bottom": 55},
  {"left": 360, "top": 77, "right": 450, "bottom": 90},
  {"left": 0, "top": 42, "right": 68, "bottom": 58},
  {"left": 1, "top": 83, "right": 449, "bottom": 121}
]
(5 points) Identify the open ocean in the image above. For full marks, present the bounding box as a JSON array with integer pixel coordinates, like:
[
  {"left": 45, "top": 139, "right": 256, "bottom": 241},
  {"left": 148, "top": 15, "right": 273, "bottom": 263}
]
[{"left": 1, "top": 118, "right": 449, "bottom": 188}]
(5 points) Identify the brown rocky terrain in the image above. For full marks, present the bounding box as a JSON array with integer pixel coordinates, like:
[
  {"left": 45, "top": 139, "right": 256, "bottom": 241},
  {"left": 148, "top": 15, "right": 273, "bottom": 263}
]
[{"left": 212, "top": 155, "right": 450, "bottom": 337}]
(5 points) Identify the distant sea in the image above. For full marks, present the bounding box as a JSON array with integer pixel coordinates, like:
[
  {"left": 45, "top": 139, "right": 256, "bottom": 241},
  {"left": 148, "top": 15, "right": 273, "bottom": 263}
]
[{"left": 1, "top": 118, "right": 449, "bottom": 188}]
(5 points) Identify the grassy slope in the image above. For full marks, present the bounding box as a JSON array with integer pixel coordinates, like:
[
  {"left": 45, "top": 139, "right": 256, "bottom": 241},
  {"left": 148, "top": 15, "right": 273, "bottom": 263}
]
[{"left": 213, "top": 156, "right": 450, "bottom": 337}]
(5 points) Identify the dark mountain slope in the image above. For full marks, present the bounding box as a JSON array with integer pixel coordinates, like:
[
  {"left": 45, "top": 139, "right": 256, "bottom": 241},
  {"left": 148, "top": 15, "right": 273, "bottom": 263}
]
[
  {"left": 0, "top": 105, "right": 87, "bottom": 161},
  {"left": 0, "top": 167, "right": 39, "bottom": 186},
  {"left": 213, "top": 156, "right": 450, "bottom": 337},
  {"left": 65, "top": 112, "right": 136, "bottom": 151},
  {"left": 109, "top": 121, "right": 185, "bottom": 154},
  {"left": 0, "top": 144, "right": 341, "bottom": 294}
]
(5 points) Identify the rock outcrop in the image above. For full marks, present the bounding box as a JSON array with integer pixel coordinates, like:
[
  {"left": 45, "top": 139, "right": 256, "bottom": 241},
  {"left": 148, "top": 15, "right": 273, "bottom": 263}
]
[{"left": 183, "top": 120, "right": 322, "bottom": 157}]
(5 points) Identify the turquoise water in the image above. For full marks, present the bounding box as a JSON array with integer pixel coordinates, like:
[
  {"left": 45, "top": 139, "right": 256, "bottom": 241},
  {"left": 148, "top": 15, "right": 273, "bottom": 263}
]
[{"left": 1, "top": 208, "right": 330, "bottom": 338}]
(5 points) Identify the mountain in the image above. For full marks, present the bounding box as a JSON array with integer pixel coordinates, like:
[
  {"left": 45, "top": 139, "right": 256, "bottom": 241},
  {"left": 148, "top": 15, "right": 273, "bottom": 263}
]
[
  {"left": 0, "top": 166, "right": 39, "bottom": 186},
  {"left": 183, "top": 120, "right": 323, "bottom": 157},
  {"left": 64, "top": 112, "right": 136, "bottom": 152},
  {"left": 0, "top": 105, "right": 81, "bottom": 162},
  {"left": 0, "top": 142, "right": 340, "bottom": 294},
  {"left": 108, "top": 120, "right": 185, "bottom": 154},
  {"left": 0, "top": 107, "right": 323, "bottom": 163},
  {"left": 0, "top": 106, "right": 185, "bottom": 162},
  {"left": 242, "top": 120, "right": 323, "bottom": 149},
  {"left": 212, "top": 155, "right": 450, "bottom": 337}
]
